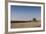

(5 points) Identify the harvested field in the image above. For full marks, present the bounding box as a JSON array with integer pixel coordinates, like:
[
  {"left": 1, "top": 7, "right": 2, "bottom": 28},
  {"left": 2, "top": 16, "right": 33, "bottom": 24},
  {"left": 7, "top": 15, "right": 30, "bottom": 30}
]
[{"left": 11, "top": 21, "right": 41, "bottom": 28}]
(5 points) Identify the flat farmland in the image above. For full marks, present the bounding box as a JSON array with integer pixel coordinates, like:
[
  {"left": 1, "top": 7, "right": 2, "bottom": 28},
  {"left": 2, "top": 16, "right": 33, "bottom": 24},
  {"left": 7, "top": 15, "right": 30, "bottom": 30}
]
[{"left": 11, "top": 21, "right": 41, "bottom": 28}]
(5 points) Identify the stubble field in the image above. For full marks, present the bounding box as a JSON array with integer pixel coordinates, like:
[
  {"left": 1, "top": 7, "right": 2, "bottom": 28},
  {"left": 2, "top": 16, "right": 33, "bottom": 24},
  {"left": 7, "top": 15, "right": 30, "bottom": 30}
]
[{"left": 11, "top": 21, "right": 41, "bottom": 28}]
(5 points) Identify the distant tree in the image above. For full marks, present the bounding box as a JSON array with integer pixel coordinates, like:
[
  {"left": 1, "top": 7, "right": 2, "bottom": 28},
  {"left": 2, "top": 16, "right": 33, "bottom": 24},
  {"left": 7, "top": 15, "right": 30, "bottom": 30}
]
[{"left": 33, "top": 18, "right": 37, "bottom": 22}]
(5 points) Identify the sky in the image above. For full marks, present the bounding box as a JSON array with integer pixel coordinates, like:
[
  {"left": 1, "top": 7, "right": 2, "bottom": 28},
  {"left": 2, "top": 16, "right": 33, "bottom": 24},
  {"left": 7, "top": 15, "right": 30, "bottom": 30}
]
[{"left": 11, "top": 5, "right": 41, "bottom": 21}]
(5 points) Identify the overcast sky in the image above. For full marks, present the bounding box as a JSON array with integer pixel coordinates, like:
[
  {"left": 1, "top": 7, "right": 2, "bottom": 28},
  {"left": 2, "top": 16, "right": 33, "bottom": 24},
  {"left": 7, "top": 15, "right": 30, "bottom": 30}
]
[{"left": 11, "top": 5, "right": 41, "bottom": 21}]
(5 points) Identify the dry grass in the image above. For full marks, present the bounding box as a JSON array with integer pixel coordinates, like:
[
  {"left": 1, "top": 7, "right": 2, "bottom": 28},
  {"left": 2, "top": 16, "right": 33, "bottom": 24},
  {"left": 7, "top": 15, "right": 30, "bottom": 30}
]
[{"left": 11, "top": 21, "right": 41, "bottom": 28}]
